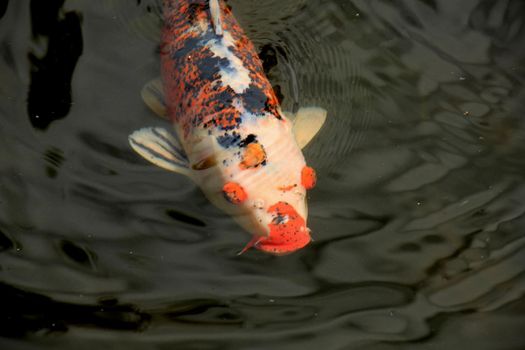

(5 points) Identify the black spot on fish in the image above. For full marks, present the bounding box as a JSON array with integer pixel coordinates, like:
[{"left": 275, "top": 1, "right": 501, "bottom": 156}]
[
  {"left": 242, "top": 84, "right": 269, "bottom": 115},
  {"left": 187, "top": 2, "right": 204, "bottom": 22},
  {"left": 217, "top": 132, "right": 241, "bottom": 148},
  {"left": 198, "top": 55, "right": 226, "bottom": 82},
  {"left": 239, "top": 134, "right": 257, "bottom": 148},
  {"left": 172, "top": 36, "right": 201, "bottom": 60},
  {"left": 215, "top": 88, "right": 235, "bottom": 107}
]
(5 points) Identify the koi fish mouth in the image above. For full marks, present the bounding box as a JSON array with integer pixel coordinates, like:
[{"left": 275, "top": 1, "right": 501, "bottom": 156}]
[{"left": 255, "top": 201, "right": 311, "bottom": 255}]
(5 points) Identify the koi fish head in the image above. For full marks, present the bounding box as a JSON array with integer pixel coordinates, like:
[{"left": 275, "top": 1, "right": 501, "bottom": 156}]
[
  {"left": 222, "top": 171, "right": 315, "bottom": 255},
  {"left": 218, "top": 130, "right": 317, "bottom": 255}
]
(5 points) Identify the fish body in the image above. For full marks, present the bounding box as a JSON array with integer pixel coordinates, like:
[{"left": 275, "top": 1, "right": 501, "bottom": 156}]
[{"left": 130, "top": 0, "right": 326, "bottom": 254}]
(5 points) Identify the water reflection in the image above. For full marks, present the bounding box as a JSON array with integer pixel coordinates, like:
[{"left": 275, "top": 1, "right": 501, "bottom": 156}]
[
  {"left": 0, "top": 282, "right": 150, "bottom": 337},
  {"left": 0, "top": 0, "right": 524, "bottom": 349},
  {"left": 27, "top": 0, "right": 82, "bottom": 130},
  {"left": 0, "top": 0, "right": 8, "bottom": 20}
]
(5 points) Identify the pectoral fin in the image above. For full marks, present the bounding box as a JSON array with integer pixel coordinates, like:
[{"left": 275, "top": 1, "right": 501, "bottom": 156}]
[
  {"left": 129, "top": 127, "right": 190, "bottom": 176},
  {"left": 289, "top": 107, "right": 327, "bottom": 149},
  {"left": 209, "top": 0, "right": 223, "bottom": 36},
  {"left": 141, "top": 78, "right": 167, "bottom": 118}
]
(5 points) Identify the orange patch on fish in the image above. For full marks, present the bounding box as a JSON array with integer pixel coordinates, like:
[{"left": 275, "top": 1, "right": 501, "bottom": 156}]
[
  {"left": 277, "top": 184, "right": 297, "bottom": 192},
  {"left": 223, "top": 182, "right": 247, "bottom": 204},
  {"left": 301, "top": 166, "right": 317, "bottom": 190},
  {"left": 255, "top": 202, "right": 310, "bottom": 254},
  {"left": 239, "top": 143, "right": 266, "bottom": 169},
  {"left": 162, "top": 1, "right": 282, "bottom": 137}
]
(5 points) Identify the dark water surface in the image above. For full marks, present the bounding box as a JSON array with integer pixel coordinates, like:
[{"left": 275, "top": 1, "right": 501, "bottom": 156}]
[{"left": 1, "top": 0, "right": 525, "bottom": 349}]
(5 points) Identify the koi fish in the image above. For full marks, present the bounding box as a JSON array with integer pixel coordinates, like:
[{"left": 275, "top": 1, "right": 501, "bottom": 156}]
[{"left": 129, "top": 0, "right": 326, "bottom": 254}]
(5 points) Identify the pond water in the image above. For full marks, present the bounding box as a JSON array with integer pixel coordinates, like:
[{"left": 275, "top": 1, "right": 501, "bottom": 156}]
[{"left": 1, "top": 0, "right": 524, "bottom": 349}]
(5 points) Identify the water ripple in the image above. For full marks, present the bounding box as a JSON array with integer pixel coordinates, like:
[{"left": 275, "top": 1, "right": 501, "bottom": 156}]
[{"left": 1, "top": 0, "right": 525, "bottom": 349}]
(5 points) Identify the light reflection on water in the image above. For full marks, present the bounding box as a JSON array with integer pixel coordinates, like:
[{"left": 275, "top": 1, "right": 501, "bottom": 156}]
[{"left": 0, "top": 0, "right": 524, "bottom": 349}]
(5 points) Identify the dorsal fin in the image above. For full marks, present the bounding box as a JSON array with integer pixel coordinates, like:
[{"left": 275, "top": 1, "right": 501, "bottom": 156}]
[{"left": 209, "top": 0, "right": 223, "bottom": 36}]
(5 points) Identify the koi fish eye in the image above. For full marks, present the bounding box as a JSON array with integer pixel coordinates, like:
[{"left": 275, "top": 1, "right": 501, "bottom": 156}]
[
  {"left": 301, "top": 166, "right": 317, "bottom": 190},
  {"left": 223, "top": 182, "right": 247, "bottom": 204}
]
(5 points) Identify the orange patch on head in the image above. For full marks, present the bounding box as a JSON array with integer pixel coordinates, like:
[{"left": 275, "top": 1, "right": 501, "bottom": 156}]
[
  {"left": 223, "top": 182, "right": 247, "bottom": 204},
  {"left": 301, "top": 166, "right": 317, "bottom": 190},
  {"left": 277, "top": 184, "right": 297, "bottom": 192},
  {"left": 254, "top": 202, "right": 310, "bottom": 254},
  {"left": 239, "top": 143, "right": 266, "bottom": 169}
]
